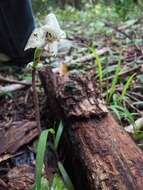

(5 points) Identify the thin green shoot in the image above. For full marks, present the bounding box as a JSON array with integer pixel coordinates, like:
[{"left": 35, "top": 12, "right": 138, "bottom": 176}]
[
  {"left": 119, "top": 73, "right": 136, "bottom": 103},
  {"left": 91, "top": 48, "right": 103, "bottom": 94},
  {"left": 107, "top": 59, "right": 121, "bottom": 103},
  {"left": 109, "top": 104, "right": 135, "bottom": 125}
]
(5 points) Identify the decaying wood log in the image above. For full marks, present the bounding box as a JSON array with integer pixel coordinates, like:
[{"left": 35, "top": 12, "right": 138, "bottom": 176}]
[
  {"left": 7, "top": 164, "right": 34, "bottom": 190},
  {"left": 0, "top": 120, "right": 38, "bottom": 155},
  {"left": 0, "top": 178, "right": 8, "bottom": 190},
  {"left": 39, "top": 66, "right": 143, "bottom": 190},
  {"left": 64, "top": 114, "right": 143, "bottom": 190}
]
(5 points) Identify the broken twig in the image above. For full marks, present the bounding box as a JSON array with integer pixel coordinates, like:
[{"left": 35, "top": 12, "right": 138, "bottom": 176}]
[{"left": 0, "top": 76, "right": 31, "bottom": 86}]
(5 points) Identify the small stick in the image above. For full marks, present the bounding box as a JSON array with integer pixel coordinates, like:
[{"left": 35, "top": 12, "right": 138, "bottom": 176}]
[
  {"left": 104, "top": 21, "right": 132, "bottom": 39},
  {"left": 103, "top": 65, "right": 142, "bottom": 82},
  {"left": 0, "top": 84, "right": 26, "bottom": 93},
  {"left": 62, "top": 47, "right": 109, "bottom": 65},
  {"left": 0, "top": 76, "right": 31, "bottom": 86}
]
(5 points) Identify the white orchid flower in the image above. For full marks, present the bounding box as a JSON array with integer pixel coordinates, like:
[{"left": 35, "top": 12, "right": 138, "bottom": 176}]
[
  {"left": 44, "top": 13, "right": 66, "bottom": 41},
  {"left": 25, "top": 13, "right": 66, "bottom": 57}
]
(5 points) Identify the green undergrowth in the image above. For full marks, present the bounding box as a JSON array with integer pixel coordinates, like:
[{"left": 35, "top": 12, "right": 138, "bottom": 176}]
[{"left": 31, "top": 122, "right": 74, "bottom": 190}]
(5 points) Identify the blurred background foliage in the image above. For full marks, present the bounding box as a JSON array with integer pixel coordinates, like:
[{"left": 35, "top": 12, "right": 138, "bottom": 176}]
[
  {"left": 31, "top": 0, "right": 143, "bottom": 39},
  {"left": 32, "top": 0, "right": 143, "bottom": 19}
]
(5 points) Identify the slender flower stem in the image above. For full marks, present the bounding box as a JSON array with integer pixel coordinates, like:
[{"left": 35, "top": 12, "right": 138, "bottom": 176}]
[{"left": 32, "top": 68, "right": 41, "bottom": 132}]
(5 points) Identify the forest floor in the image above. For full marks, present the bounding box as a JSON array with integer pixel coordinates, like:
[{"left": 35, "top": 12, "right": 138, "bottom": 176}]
[{"left": 0, "top": 3, "right": 143, "bottom": 190}]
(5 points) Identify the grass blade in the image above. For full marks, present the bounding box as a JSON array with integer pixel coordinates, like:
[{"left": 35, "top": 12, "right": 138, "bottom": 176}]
[
  {"left": 55, "top": 121, "right": 64, "bottom": 150},
  {"left": 119, "top": 73, "right": 136, "bottom": 103},
  {"left": 90, "top": 48, "right": 103, "bottom": 94},
  {"left": 109, "top": 105, "right": 121, "bottom": 121},
  {"left": 52, "top": 174, "right": 67, "bottom": 190},
  {"left": 108, "top": 59, "right": 121, "bottom": 102},
  {"left": 58, "top": 161, "right": 74, "bottom": 190},
  {"left": 35, "top": 129, "right": 54, "bottom": 190}
]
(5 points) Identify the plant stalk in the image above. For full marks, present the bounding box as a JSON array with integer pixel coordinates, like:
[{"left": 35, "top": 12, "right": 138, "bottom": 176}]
[{"left": 32, "top": 68, "right": 41, "bottom": 132}]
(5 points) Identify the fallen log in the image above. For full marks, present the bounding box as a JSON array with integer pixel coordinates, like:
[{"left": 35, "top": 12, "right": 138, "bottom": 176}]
[
  {"left": 39, "top": 66, "right": 143, "bottom": 190},
  {"left": 0, "top": 76, "right": 32, "bottom": 86},
  {"left": 7, "top": 164, "right": 34, "bottom": 190},
  {"left": 0, "top": 120, "right": 38, "bottom": 155}
]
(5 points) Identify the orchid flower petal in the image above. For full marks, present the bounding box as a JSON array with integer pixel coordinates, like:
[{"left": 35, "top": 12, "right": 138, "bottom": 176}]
[
  {"left": 25, "top": 26, "right": 47, "bottom": 50},
  {"left": 44, "top": 41, "right": 58, "bottom": 56}
]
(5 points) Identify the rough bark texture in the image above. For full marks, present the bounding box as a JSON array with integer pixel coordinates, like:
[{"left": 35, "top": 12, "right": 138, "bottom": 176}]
[
  {"left": 7, "top": 164, "right": 34, "bottom": 190},
  {"left": 39, "top": 66, "right": 107, "bottom": 119},
  {"left": 39, "top": 66, "right": 143, "bottom": 190},
  {"left": 0, "top": 120, "right": 38, "bottom": 155},
  {"left": 64, "top": 114, "right": 143, "bottom": 190}
]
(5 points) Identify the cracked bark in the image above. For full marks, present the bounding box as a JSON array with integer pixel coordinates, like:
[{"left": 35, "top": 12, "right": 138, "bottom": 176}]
[{"left": 39, "top": 66, "right": 143, "bottom": 190}]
